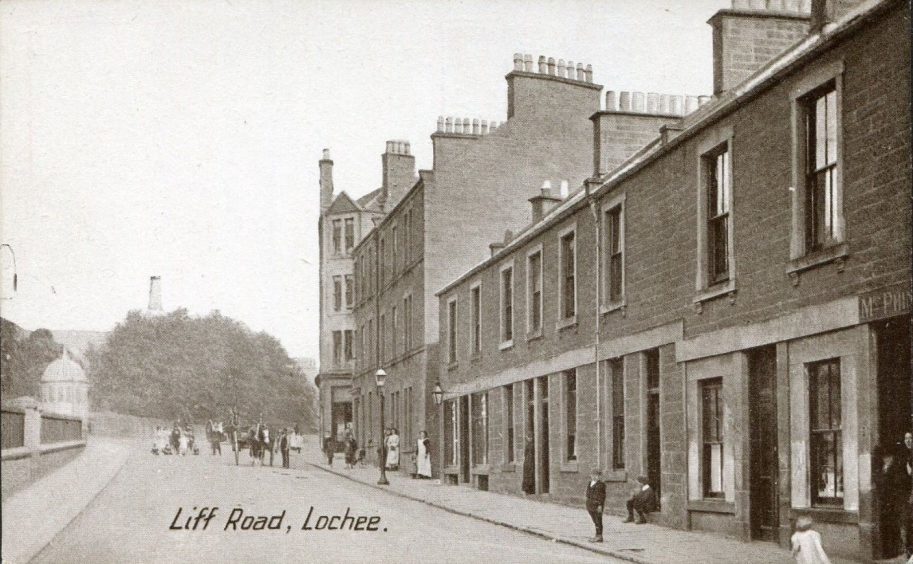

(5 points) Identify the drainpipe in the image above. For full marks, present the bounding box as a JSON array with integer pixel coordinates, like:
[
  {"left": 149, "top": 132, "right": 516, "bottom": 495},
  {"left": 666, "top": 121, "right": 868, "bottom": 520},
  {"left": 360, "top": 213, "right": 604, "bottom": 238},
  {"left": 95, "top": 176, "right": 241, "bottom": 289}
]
[{"left": 585, "top": 183, "right": 602, "bottom": 469}]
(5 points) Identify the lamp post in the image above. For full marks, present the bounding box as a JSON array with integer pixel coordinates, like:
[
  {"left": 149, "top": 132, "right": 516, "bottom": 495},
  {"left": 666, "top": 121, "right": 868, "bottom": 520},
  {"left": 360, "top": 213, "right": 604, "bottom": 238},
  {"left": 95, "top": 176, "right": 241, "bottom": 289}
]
[
  {"left": 432, "top": 382, "right": 444, "bottom": 483},
  {"left": 375, "top": 368, "right": 389, "bottom": 485}
]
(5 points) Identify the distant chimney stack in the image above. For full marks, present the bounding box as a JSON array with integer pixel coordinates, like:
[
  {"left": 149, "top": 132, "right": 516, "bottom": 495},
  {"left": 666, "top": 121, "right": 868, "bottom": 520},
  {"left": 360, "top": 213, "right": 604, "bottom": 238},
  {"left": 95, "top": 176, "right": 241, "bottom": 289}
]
[
  {"left": 319, "top": 148, "right": 334, "bottom": 212},
  {"left": 529, "top": 181, "right": 564, "bottom": 223},
  {"left": 381, "top": 139, "right": 416, "bottom": 210},
  {"left": 148, "top": 276, "right": 163, "bottom": 312}
]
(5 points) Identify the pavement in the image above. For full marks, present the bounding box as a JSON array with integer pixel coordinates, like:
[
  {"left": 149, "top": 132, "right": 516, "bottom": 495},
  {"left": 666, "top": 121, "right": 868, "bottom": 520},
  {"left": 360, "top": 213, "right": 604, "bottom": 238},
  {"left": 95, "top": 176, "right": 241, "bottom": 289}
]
[
  {"left": 302, "top": 448, "right": 867, "bottom": 564},
  {"left": 1, "top": 436, "right": 135, "bottom": 564}
]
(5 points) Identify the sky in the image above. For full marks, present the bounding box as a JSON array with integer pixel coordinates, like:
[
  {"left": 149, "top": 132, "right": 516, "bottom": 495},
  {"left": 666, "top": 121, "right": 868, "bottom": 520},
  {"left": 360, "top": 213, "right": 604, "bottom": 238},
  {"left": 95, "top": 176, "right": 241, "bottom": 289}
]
[{"left": 0, "top": 0, "right": 729, "bottom": 361}]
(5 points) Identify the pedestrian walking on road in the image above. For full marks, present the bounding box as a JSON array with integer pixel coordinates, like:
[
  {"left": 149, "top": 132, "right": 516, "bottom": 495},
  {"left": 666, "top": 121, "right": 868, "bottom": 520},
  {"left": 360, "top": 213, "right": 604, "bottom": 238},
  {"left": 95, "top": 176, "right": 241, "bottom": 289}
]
[
  {"left": 521, "top": 435, "right": 535, "bottom": 495},
  {"left": 585, "top": 468, "right": 607, "bottom": 543},
  {"left": 344, "top": 434, "right": 358, "bottom": 469},
  {"left": 279, "top": 428, "right": 290, "bottom": 469},
  {"left": 415, "top": 430, "right": 432, "bottom": 479},
  {"left": 791, "top": 516, "right": 831, "bottom": 564},
  {"left": 323, "top": 434, "right": 335, "bottom": 466}
]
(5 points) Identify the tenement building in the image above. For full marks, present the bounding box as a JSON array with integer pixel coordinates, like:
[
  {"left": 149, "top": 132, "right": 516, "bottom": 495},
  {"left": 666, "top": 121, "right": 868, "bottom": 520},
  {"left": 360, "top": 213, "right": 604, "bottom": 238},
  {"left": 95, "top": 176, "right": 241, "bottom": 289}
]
[
  {"left": 316, "top": 143, "right": 416, "bottom": 449},
  {"left": 434, "top": 0, "right": 910, "bottom": 560},
  {"left": 348, "top": 53, "right": 699, "bottom": 476}
]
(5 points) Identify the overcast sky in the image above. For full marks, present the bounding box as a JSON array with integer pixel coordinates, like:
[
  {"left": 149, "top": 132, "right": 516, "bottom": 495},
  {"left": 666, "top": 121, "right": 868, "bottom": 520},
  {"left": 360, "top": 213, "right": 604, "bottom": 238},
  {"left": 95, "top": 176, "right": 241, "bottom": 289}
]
[{"left": 0, "top": 0, "right": 729, "bottom": 361}]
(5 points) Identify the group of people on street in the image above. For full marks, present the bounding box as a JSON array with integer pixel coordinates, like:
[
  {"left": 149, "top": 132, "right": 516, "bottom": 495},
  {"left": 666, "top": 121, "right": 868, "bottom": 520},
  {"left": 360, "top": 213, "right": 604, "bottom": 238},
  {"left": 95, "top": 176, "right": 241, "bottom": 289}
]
[
  {"left": 151, "top": 422, "right": 198, "bottom": 456},
  {"left": 322, "top": 426, "right": 432, "bottom": 479}
]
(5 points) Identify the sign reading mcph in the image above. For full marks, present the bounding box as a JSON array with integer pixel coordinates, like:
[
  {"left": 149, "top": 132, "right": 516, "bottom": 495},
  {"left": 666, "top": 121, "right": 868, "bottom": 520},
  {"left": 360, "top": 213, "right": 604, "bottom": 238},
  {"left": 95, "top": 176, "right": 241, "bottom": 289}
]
[{"left": 859, "top": 283, "right": 912, "bottom": 324}]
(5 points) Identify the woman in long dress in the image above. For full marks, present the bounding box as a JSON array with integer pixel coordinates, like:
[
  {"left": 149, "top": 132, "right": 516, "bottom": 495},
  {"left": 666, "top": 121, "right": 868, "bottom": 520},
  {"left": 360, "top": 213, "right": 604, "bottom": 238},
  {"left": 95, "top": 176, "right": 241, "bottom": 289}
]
[
  {"left": 385, "top": 428, "right": 400, "bottom": 470},
  {"left": 522, "top": 434, "right": 535, "bottom": 494},
  {"left": 416, "top": 430, "right": 432, "bottom": 479}
]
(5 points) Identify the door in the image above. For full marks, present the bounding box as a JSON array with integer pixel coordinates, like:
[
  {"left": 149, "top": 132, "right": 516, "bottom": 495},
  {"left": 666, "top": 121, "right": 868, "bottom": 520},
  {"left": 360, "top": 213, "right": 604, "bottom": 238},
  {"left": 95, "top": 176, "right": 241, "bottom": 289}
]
[
  {"left": 459, "top": 395, "right": 470, "bottom": 483},
  {"left": 526, "top": 379, "right": 536, "bottom": 492},
  {"left": 646, "top": 350, "right": 661, "bottom": 504},
  {"left": 539, "top": 376, "right": 550, "bottom": 494},
  {"left": 749, "top": 346, "right": 779, "bottom": 541},
  {"left": 875, "top": 318, "right": 911, "bottom": 558}
]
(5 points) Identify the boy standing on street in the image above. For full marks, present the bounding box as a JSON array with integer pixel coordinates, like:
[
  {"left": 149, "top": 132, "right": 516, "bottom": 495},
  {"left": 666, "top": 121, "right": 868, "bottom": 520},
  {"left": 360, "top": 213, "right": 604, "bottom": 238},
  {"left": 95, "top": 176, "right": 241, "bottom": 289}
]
[{"left": 586, "top": 468, "right": 607, "bottom": 543}]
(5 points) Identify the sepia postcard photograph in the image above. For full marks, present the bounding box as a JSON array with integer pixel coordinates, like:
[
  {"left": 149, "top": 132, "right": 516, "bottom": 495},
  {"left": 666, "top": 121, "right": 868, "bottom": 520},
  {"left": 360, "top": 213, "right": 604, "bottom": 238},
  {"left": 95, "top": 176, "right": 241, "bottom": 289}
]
[{"left": 1, "top": 0, "right": 910, "bottom": 562}]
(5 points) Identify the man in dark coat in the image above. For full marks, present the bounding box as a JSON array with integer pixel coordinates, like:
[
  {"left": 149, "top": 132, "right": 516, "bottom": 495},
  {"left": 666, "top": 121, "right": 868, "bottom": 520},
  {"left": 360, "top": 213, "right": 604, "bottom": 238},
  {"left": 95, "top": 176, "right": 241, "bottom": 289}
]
[
  {"left": 875, "top": 442, "right": 910, "bottom": 557},
  {"left": 586, "top": 468, "right": 607, "bottom": 542},
  {"left": 323, "top": 434, "right": 335, "bottom": 466},
  {"left": 521, "top": 435, "right": 535, "bottom": 495},
  {"left": 624, "top": 475, "right": 657, "bottom": 524},
  {"left": 279, "top": 428, "right": 290, "bottom": 469}
]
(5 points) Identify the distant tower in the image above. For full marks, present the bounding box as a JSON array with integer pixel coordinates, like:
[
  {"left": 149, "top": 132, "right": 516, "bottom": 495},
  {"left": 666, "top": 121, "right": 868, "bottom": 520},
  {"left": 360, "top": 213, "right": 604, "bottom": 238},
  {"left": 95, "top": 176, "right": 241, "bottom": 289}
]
[{"left": 145, "top": 276, "right": 165, "bottom": 316}]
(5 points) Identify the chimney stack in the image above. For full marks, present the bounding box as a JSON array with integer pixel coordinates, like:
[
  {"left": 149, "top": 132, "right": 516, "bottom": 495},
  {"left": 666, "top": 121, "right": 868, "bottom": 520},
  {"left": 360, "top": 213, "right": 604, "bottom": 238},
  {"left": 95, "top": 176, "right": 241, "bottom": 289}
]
[
  {"left": 381, "top": 140, "right": 416, "bottom": 209},
  {"left": 810, "top": 0, "right": 865, "bottom": 32},
  {"left": 529, "top": 181, "right": 564, "bottom": 224},
  {"left": 319, "top": 148, "right": 334, "bottom": 212},
  {"left": 148, "top": 276, "right": 163, "bottom": 312},
  {"left": 708, "top": 1, "right": 811, "bottom": 95}
]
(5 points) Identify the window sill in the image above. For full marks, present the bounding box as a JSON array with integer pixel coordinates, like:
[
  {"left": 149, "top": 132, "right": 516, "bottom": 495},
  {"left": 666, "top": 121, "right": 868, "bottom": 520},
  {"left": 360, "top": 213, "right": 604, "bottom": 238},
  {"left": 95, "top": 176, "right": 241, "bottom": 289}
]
[
  {"left": 500, "top": 462, "right": 516, "bottom": 473},
  {"left": 560, "top": 460, "right": 579, "bottom": 473},
  {"left": 602, "top": 469, "right": 627, "bottom": 482},
  {"left": 787, "top": 242, "right": 849, "bottom": 282},
  {"left": 499, "top": 340, "right": 514, "bottom": 351},
  {"left": 688, "top": 499, "right": 735, "bottom": 514},
  {"left": 556, "top": 316, "right": 578, "bottom": 331},
  {"left": 471, "top": 465, "right": 490, "bottom": 475},
  {"left": 789, "top": 507, "right": 858, "bottom": 524},
  {"left": 693, "top": 280, "right": 736, "bottom": 309},
  {"left": 447, "top": 361, "right": 459, "bottom": 371},
  {"left": 600, "top": 300, "right": 626, "bottom": 316},
  {"left": 526, "top": 328, "right": 543, "bottom": 342}
]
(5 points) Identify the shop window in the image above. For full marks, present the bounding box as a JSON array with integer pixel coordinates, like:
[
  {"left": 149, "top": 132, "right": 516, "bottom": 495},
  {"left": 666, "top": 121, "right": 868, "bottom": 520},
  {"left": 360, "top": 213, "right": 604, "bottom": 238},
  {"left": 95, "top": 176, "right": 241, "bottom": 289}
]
[
  {"left": 809, "top": 358, "right": 842, "bottom": 506},
  {"left": 701, "top": 378, "right": 724, "bottom": 498},
  {"left": 610, "top": 359, "right": 625, "bottom": 469},
  {"left": 564, "top": 370, "right": 577, "bottom": 462},
  {"left": 504, "top": 385, "right": 515, "bottom": 463},
  {"left": 471, "top": 392, "right": 488, "bottom": 466}
]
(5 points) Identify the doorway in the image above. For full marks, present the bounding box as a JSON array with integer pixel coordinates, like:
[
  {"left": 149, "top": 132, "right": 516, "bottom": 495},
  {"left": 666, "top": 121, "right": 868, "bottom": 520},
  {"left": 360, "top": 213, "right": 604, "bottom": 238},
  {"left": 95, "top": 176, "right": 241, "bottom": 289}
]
[
  {"left": 645, "top": 350, "right": 661, "bottom": 504},
  {"left": 538, "top": 376, "right": 550, "bottom": 494},
  {"left": 875, "top": 317, "right": 911, "bottom": 559},
  {"left": 459, "top": 395, "right": 470, "bottom": 483},
  {"left": 748, "top": 346, "right": 779, "bottom": 541},
  {"left": 526, "top": 379, "right": 536, "bottom": 492}
]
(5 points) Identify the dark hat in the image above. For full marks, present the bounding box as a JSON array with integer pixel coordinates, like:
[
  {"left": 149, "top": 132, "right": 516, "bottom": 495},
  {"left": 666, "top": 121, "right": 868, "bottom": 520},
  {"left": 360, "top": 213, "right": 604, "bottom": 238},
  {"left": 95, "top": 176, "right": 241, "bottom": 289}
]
[
  {"left": 636, "top": 475, "right": 649, "bottom": 485},
  {"left": 590, "top": 467, "right": 602, "bottom": 476}
]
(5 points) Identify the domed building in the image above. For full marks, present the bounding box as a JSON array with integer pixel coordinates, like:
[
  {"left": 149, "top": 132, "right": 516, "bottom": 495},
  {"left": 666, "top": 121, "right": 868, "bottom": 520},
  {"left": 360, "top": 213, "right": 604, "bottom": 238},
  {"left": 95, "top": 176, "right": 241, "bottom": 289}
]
[{"left": 40, "top": 348, "right": 89, "bottom": 419}]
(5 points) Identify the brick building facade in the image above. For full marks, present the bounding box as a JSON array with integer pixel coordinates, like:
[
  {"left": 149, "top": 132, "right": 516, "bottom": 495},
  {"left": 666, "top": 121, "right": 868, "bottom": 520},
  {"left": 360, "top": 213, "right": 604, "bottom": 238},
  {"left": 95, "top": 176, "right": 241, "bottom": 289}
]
[
  {"left": 316, "top": 143, "right": 414, "bottom": 449},
  {"left": 435, "top": 1, "right": 910, "bottom": 560},
  {"left": 347, "top": 53, "right": 695, "bottom": 476}
]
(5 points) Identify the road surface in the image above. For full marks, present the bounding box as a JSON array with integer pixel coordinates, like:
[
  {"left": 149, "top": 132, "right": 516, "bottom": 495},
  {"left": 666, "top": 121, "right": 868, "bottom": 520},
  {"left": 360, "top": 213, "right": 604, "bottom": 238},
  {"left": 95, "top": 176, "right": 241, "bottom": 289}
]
[{"left": 33, "top": 447, "right": 621, "bottom": 563}]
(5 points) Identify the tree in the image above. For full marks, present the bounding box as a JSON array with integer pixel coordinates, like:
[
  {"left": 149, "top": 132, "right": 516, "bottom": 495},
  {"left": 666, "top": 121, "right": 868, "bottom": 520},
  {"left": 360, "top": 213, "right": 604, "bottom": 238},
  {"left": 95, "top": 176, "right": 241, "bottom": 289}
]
[
  {"left": 87, "top": 310, "right": 317, "bottom": 430},
  {"left": 0, "top": 320, "right": 62, "bottom": 399}
]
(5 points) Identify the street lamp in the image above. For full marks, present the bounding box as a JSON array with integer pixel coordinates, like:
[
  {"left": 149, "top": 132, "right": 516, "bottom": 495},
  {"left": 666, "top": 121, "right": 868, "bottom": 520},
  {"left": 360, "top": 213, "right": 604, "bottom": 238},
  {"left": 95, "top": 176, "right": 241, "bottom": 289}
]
[
  {"left": 375, "top": 368, "right": 389, "bottom": 485},
  {"left": 432, "top": 382, "right": 445, "bottom": 484},
  {"left": 432, "top": 382, "right": 444, "bottom": 406}
]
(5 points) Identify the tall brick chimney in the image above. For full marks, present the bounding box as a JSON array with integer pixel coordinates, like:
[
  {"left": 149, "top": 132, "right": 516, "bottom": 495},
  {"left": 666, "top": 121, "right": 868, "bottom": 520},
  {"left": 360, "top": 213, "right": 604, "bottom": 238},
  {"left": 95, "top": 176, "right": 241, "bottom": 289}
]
[
  {"left": 148, "top": 276, "right": 163, "bottom": 312},
  {"left": 319, "top": 148, "right": 333, "bottom": 212},
  {"left": 591, "top": 90, "right": 710, "bottom": 176},
  {"left": 381, "top": 140, "right": 416, "bottom": 209},
  {"left": 708, "top": 0, "right": 812, "bottom": 96},
  {"left": 506, "top": 53, "right": 600, "bottom": 120}
]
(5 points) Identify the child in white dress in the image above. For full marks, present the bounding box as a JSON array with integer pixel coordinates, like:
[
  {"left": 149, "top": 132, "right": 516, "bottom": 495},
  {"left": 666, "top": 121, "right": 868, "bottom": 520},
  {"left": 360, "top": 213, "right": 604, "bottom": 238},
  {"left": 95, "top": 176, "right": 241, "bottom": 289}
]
[{"left": 791, "top": 516, "right": 831, "bottom": 564}]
